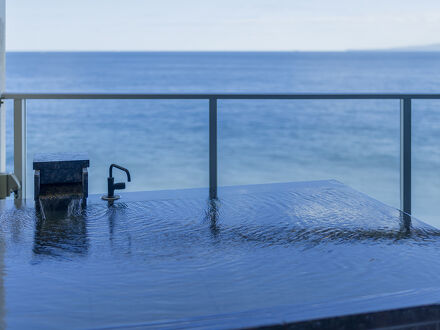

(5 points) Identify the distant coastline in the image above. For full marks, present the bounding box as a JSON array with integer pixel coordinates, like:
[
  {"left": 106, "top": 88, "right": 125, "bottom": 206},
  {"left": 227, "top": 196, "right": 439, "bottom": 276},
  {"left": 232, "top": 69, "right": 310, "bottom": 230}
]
[
  {"left": 349, "top": 43, "right": 440, "bottom": 52},
  {"left": 385, "top": 43, "right": 440, "bottom": 52}
]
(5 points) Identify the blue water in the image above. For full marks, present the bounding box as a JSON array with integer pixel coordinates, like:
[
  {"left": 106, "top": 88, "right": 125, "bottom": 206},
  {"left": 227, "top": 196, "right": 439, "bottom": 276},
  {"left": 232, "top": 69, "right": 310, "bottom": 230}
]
[
  {"left": 4, "top": 52, "right": 440, "bottom": 225},
  {"left": 2, "top": 180, "right": 440, "bottom": 328}
]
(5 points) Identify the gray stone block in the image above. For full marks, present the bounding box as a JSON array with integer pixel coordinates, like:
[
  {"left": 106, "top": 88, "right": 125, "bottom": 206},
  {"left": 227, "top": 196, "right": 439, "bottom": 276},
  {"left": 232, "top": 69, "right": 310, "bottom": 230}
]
[{"left": 33, "top": 153, "right": 90, "bottom": 209}]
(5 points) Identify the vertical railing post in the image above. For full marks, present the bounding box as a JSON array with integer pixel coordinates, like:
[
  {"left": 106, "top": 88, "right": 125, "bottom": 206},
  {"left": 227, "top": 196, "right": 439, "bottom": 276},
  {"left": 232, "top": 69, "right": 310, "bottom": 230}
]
[
  {"left": 0, "top": 100, "right": 5, "bottom": 173},
  {"left": 14, "top": 99, "right": 26, "bottom": 199},
  {"left": 400, "top": 98, "right": 411, "bottom": 214},
  {"left": 209, "top": 98, "right": 218, "bottom": 199}
]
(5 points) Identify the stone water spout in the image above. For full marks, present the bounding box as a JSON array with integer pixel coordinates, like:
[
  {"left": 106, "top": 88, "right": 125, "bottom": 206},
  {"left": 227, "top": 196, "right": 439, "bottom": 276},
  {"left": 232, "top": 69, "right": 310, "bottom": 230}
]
[{"left": 33, "top": 153, "right": 89, "bottom": 220}]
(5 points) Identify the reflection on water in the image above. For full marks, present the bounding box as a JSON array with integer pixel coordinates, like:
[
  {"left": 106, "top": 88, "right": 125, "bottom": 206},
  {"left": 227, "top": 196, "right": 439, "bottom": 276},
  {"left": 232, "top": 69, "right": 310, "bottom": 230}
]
[
  {"left": 33, "top": 202, "right": 88, "bottom": 259},
  {"left": 107, "top": 203, "right": 132, "bottom": 255},
  {"left": 1, "top": 180, "right": 440, "bottom": 328},
  {"left": 205, "top": 198, "right": 220, "bottom": 240},
  {"left": 400, "top": 212, "right": 412, "bottom": 235},
  {"left": 0, "top": 229, "right": 5, "bottom": 330}
]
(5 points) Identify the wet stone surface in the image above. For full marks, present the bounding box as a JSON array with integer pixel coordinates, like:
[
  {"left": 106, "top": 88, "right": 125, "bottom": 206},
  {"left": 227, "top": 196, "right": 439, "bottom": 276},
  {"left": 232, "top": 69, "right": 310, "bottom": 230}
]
[{"left": 1, "top": 180, "right": 440, "bottom": 329}]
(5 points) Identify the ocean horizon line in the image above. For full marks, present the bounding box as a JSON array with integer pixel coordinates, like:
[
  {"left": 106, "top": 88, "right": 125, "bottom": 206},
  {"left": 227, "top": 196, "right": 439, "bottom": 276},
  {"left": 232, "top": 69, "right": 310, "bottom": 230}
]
[{"left": 5, "top": 49, "right": 440, "bottom": 54}]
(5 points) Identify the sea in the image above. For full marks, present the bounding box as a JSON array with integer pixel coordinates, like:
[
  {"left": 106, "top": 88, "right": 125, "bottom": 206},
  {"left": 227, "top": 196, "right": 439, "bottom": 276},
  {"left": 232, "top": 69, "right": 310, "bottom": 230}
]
[{"left": 4, "top": 51, "right": 440, "bottom": 226}]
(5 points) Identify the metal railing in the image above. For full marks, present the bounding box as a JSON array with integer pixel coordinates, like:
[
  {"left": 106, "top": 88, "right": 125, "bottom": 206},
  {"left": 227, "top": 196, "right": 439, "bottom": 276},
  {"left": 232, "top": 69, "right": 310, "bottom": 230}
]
[{"left": 3, "top": 92, "right": 440, "bottom": 213}]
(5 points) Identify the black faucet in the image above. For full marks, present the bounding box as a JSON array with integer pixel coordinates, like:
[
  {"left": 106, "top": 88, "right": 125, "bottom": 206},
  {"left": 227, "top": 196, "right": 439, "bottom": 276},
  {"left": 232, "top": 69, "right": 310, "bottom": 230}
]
[{"left": 107, "top": 164, "right": 131, "bottom": 198}]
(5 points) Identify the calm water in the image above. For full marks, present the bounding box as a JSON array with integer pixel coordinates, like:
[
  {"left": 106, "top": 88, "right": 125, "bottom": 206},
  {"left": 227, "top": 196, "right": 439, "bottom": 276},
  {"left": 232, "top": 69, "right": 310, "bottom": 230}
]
[
  {"left": 2, "top": 181, "right": 440, "bottom": 329},
  {"left": 4, "top": 52, "right": 440, "bottom": 225}
]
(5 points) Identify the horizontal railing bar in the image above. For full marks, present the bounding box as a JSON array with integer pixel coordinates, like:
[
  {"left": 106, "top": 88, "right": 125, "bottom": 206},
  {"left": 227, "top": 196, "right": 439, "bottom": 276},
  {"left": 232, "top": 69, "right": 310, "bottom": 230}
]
[{"left": 3, "top": 93, "right": 440, "bottom": 100}]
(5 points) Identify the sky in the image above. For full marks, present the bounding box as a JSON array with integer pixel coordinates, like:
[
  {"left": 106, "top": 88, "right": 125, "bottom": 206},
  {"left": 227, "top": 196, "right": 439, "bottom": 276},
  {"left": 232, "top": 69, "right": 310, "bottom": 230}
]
[{"left": 5, "top": 0, "right": 440, "bottom": 51}]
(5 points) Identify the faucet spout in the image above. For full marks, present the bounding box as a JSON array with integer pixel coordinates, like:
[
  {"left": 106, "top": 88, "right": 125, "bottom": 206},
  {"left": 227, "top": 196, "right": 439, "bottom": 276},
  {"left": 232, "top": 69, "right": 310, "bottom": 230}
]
[{"left": 109, "top": 164, "right": 131, "bottom": 182}]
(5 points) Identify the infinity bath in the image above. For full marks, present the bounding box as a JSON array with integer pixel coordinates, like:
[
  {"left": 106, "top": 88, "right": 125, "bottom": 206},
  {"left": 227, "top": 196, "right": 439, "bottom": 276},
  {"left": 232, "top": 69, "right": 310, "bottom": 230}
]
[{"left": 1, "top": 180, "right": 440, "bottom": 329}]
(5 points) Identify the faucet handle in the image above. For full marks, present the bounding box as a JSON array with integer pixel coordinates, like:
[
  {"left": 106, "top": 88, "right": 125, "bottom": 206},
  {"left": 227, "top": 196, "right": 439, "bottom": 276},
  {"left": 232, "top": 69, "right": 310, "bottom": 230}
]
[{"left": 113, "top": 182, "right": 125, "bottom": 190}]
